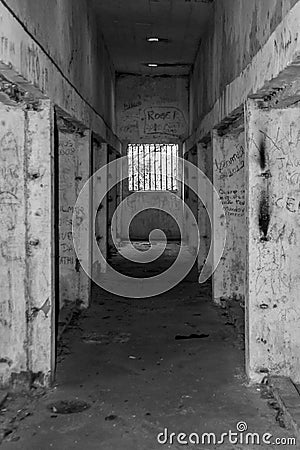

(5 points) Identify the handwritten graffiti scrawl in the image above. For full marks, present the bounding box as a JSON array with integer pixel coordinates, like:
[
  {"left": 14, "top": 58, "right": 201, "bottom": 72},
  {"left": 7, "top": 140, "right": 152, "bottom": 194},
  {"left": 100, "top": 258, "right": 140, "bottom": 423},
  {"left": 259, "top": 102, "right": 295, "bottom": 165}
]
[{"left": 144, "top": 106, "right": 187, "bottom": 137}]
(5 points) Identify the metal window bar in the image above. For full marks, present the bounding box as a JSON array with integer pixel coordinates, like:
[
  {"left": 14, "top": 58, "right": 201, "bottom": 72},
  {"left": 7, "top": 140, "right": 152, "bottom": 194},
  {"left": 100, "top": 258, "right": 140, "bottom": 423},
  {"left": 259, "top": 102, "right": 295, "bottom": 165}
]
[
  {"left": 128, "top": 144, "right": 133, "bottom": 191},
  {"left": 160, "top": 146, "right": 163, "bottom": 190},
  {"left": 128, "top": 144, "right": 178, "bottom": 191}
]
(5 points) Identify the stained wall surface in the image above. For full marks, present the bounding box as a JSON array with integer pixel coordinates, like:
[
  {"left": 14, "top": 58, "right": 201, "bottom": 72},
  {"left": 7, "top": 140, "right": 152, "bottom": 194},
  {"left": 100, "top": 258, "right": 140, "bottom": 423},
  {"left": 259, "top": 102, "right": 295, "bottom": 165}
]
[
  {"left": 116, "top": 75, "right": 189, "bottom": 145},
  {"left": 4, "top": 0, "right": 116, "bottom": 131},
  {"left": 0, "top": 101, "right": 53, "bottom": 387},
  {"left": 120, "top": 192, "right": 182, "bottom": 241},
  {"left": 58, "top": 119, "right": 91, "bottom": 310},
  {"left": 116, "top": 75, "right": 188, "bottom": 240},
  {"left": 213, "top": 127, "right": 246, "bottom": 304},
  {"left": 93, "top": 140, "right": 108, "bottom": 275},
  {"left": 189, "top": 0, "right": 300, "bottom": 138},
  {"left": 191, "top": 0, "right": 298, "bottom": 129},
  {"left": 246, "top": 100, "right": 300, "bottom": 383},
  {"left": 197, "top": 141, "right": 213, "bottom": 271}
]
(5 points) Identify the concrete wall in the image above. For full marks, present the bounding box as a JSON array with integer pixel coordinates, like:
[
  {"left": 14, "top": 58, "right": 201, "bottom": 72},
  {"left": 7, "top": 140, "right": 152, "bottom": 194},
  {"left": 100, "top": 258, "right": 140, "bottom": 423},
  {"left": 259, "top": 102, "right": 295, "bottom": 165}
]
[
  {"left": 0, "top": 0, "right": 121, "bottom": 149},
  {"left": 4, "top": 0, "right": 115, "bottom": 129},
  {"left": 120, "top": 192, "right": 182, "bottom": 241},
  {"left": 246, "top": 99, "right": 300, "bottom": 383},
  {"left": 213, "top": 125, "right": 246, "bottom": 304},
  {"left": 107, "top": 149, "right": 120, "bottom": 252},
  {"left": 197, "top": 141, "right": 213, "bottom": 271},
  {"left": 0, "top": 1, "right": 122, "bottom": 388},
  {"left": 184, "top": 147, "right": 199, "bottom": 252},
  {"left": 116, "top": 75, "right": 188, "bottom": 241},
  {"left": 0, "top": 100, "right": 54, "bottom": 388},
  {"left": 93, "top": 140, "right": 108, "bottom": 275},
  {"left": 116, "top": 74, "right": 189, "bottom": 145},
  {"left": 186, "top": 0, "right": 300, "bottom": 147},
  {"left": 58, "top": 117, "right": 91, "bottom": 310},
  {"left": 190, "top": 0, "right": 299, "bottom": 133}
]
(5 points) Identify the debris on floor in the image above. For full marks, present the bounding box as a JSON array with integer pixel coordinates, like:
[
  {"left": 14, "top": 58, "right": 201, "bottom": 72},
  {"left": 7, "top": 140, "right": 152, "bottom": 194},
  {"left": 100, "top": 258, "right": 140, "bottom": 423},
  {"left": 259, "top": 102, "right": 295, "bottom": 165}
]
[
  {"left": 82, "top": 331, "right": 131, "bottom": 344},
  {"left": 175, "top": 333, "right": 209, "bottom": 340},
  {"left": 47, "top": 400, "right": 90, "bottom": 415}
]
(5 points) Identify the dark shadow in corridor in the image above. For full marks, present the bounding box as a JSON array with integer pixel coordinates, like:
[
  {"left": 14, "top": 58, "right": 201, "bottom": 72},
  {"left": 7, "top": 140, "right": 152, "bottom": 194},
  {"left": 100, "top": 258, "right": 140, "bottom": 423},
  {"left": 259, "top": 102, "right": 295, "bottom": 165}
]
[{"left": 0, "top": 247, "right": 294, "bottom": 449}]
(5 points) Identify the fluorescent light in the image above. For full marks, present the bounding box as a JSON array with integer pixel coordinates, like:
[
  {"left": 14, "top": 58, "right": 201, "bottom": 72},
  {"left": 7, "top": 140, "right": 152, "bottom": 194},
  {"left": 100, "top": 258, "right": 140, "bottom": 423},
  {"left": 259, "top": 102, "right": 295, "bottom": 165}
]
[
  {"left": 147, "top": 37, "right": 160, "bottom": 42},
  {"left": 147, "top": 63, "right": 158, "bottom": 67}
]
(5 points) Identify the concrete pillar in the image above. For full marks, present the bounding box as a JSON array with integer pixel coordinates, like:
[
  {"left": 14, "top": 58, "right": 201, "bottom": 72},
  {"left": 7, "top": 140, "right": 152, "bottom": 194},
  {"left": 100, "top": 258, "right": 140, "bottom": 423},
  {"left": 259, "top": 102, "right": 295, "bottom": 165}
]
[
  {"left": 184, "top": 147, "right": 198, "bottom": 254},
  {"left": 0, "top": 100, "right": 55, "bottom": 388},
  {"left": 107, "top": 147, "right": 118, "bottom": 253},
  {"left": 0, "top": 103, "right": 27, "bottom": 387},
  {"left": 75, "top": 130, "right": 92, "bottom": 308},
  {"left": 197, "top": 141, "right": 212, "bottom": 271},
  {"left": 26, "top": 100, "right": 55, "bottom": 385},
  {"left": 245, "top": 99, "right": 300, "bottom": 383},
  {"left": 212, "top": 125, "right": 246, "bottom": 305},
  {"left": 93, "top": 140, "right": 108, "bottom": 275},
  {"left": 57, "top": 118, "right": 91, "bottom": 310}
]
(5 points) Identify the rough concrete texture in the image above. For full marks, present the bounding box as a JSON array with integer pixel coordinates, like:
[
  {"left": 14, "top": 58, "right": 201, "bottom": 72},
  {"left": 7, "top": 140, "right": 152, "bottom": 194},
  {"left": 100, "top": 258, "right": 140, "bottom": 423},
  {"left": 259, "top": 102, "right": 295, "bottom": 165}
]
[
  {"left": 245, "top": 99, "right": 300, "bottom": 384},
  {"left": 0, "top": 2, "right": 120, "bottom": 150},
  {"left": 93, "top": 140, "right": 108, "bottom": 275},
  {"left": 116, "top": 75, "right": 189, "bottom": 144},
  {"left": 0, "top": 100, "right": 54, "bottom": 388},
  {"left": 58, "top": 118, "right": 91, "bottom": 310},
  {"left": 0, "top": 247, "right": 297, "bottom": 449},
  {"left": 187, "top": 0, "right": 300, "bottom": 145},
  {"left": 212, "top": 126, "right": 245, "bottom": 305},
  {"left": 25, "top": 100, "right": 54, "bottom": 382},
  {"left": 190, "top": 0, "right": 299, "bottom": 131},
  {"left": 0, "top": 392, "right": 8, "bottom": 409},
  {"left": 184, "top": 147, "right": 199, "bottom": 255},
  {"left": 269, "top": 376, "right": 300, "bottom": 442},
  {"left": 197, "top": 141, "right": 213, "bottom": 271},
  {"left": 4, "top": 0, "right": 116, "bottom": 131},
  {"left": 107, "top": 149, "right": 120, "bottom": 253},
  {"left": 119, "top": 192, "right": 182, "bottom": 242},
  {"left": 0, "top": 104, "right": 27, "bottom": 387}
]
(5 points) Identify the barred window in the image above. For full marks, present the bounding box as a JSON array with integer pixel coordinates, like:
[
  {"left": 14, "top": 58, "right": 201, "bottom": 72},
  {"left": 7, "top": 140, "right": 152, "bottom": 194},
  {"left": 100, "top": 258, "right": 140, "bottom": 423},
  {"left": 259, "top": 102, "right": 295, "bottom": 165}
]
[{"left": 128, "top": 143, "right": 178, "bottom": 191}]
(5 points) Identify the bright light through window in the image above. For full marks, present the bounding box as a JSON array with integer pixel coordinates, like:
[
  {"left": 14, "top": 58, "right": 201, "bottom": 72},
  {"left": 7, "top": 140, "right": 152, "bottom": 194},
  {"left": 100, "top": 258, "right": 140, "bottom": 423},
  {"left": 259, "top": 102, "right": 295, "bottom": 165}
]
[{"left": 128, "top": 143, "right": 178, "bottom": 191}]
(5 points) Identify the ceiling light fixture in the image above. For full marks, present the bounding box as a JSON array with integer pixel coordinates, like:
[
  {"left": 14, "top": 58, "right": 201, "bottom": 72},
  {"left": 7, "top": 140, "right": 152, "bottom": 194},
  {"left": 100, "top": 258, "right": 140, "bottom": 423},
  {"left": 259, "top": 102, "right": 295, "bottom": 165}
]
[
  {"left": 147, "top": 37, "right": 160, "bottom": 42},
  {"left": 147, "top": 63, "right": 158, "bottom": 67}
]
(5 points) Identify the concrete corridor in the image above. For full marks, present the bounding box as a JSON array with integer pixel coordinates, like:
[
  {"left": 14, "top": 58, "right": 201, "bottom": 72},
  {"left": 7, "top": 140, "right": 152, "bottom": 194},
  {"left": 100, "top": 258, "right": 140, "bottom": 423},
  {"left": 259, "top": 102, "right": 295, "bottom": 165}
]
[
  {"left": 0, "top": 246, "right": 297, "bottom": 449},
  {"left": 2, "top": 1, "right": 300, "bottom": 449}
]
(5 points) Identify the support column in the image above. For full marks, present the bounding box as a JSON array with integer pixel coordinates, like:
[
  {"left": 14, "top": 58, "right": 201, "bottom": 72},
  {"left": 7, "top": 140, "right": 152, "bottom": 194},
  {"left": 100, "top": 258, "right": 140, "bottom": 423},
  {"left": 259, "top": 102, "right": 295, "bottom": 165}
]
[
  {"left": 0, "top": 100, "right": 55, "bottom": 388},
  {"left": 26, "top": 100, "right": 55, "bottom": 385},
  {"left": 107, "top": 147, "right": 118, "bottom": 254},
  {"left": 212, "top": 125, "right": 246, "bottom": 305},
  {"left": 93, "top": 140, "right": 108, "bottom": 275},
  {"left": 245, "top": 99, "right": 300, "bottom": 383},
  {"left": 184, "top": 147, "right": 198, "bottom": 255},
  {"left": 197, "top": 141, "right": 212, "bottom": 271},
  {"left": 57, "top": 117, "right": 91, "bottom": 310},
  {"left": 0, "top": 103, "right": 27, "bottom": 387},
  {"left": 75, "top": 130, "right": 92, "bottom": 308}
]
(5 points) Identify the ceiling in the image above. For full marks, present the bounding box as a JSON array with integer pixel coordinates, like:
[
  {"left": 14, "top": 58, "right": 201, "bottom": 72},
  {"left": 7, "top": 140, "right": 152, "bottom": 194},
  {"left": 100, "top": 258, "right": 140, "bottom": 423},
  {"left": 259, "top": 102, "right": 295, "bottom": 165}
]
[{"left": 93, "top": 0, "right": 214, "bottom": 76}]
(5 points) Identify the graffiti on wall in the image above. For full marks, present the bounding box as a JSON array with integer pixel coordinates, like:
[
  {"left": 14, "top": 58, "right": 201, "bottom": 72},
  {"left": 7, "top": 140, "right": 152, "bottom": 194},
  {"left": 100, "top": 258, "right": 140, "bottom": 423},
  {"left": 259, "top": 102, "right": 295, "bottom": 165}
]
[
  {"left": 143, "top": 106, "right": 187, "bottom": 137},
  {"left": 215, "top": 144, "right": 245, "bottom": 218},
  {"left": 0, "top": 131, "right": 22, "bottom": 261}
]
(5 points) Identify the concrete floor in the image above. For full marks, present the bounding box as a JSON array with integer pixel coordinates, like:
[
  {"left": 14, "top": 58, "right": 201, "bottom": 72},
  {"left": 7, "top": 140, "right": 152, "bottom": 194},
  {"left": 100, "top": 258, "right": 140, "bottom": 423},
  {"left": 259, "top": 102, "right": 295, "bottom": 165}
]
[{"left": 0, "top": 245, "right": 297, "bottom": 449}]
